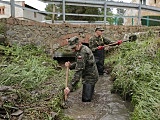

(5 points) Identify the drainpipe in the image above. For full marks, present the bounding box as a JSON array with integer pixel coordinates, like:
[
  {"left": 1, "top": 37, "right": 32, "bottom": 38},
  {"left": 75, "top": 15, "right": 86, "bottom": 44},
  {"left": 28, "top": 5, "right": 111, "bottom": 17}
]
[
  {"left": 147, "top": 16, "right": 149, "bottom": 26},
  {"left": 10, "top": 0, "right": 15, "bottom": 17},
  {"left": 62, "top": 0, "right": 65, "bottom": 23}
]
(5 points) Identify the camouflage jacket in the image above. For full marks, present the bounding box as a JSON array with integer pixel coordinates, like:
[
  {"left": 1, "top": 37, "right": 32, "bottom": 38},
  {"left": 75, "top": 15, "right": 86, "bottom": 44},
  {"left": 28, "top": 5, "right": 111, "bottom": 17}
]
[
  {"left": 89, "top": 35, "right": 112, "bottom": 52},
  {"left": 69, "top": 45, "right": 99, "bottom": 91}
]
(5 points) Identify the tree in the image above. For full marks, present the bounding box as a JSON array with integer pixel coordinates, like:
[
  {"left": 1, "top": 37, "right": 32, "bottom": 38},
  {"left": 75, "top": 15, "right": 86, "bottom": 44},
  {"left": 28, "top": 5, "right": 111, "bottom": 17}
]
[
  {"left": 45, "top": 4, "right": 59, "bottom": 21},
  {"left": 57, "top": 5, "right": 101, "bottom": 22},
  {"left": 45, "top": 3, "right": 114, "bottom": 23},
  {"left": 116, "top": 7, "right": 126, "bottom": 25},
  {"left": 100, "top": 7, "right": 114, "bottom": 25}
]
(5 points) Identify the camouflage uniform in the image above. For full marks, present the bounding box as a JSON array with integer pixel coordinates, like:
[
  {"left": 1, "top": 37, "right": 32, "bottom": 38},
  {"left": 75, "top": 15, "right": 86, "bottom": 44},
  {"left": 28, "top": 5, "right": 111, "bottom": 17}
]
[
  {"left": 89, "top": 35, "right": 112, "bottom": 75},
  {"left": 68, "top": 36, "right": 99, "bottom": 102},
  {"left": 69, "top": 45, "right": 99, "bottom": 90}
]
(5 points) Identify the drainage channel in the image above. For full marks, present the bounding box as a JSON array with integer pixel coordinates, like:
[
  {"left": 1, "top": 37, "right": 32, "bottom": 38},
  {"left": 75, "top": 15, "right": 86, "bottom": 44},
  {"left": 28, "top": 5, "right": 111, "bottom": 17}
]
[
  {"left": 54, "top": 53, "right": 133, "bottom": 120},
  {"left": 63, "top": 74, "right": 133, "bottom": 120}
]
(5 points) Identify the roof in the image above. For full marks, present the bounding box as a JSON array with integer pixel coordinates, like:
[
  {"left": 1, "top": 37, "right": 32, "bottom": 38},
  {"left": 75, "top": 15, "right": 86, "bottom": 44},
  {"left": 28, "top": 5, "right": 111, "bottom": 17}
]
[
  {"left": 25, "top": 3, "right": 47, "bottom": 15},
  {"left": 25, "top": 4, "right": 38, "bottom": 10}
]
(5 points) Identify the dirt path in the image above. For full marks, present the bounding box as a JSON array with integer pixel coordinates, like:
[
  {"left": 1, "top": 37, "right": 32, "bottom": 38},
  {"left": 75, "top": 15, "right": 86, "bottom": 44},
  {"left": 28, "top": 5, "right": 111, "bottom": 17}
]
[{"left": 64, "top": 74, "right": 132, "bottom": 120}]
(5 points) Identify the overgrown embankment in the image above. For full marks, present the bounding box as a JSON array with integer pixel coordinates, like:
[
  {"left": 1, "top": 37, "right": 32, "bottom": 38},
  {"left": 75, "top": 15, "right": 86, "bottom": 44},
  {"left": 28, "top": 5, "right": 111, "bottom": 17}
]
[
  {"left": 0, "top": 20, "right": 159, "bottom": 120},
  {"left": 105, "top": 32, "right": 160, "bottom": 120},
  {"left": 0, "top": 44, "right": 75, "bottom": 119}
]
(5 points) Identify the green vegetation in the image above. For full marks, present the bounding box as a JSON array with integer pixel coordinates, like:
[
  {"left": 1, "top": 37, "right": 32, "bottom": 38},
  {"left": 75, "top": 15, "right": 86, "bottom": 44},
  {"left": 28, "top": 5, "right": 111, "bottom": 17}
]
[
  {"left": 0, "top": 26, "right": 159, "bottom": 119},
  {"left": 142, "top": 16, "right": 160, "bottom": 26},
  {"left": 0, "top": 44, "right": 73, "bottom": 119},
  {"left": 0, "top": 22, "right": 6, "bottom": 34},
  {"left": 105, "top": 32, "right": 160, "bottom": 120},
  {"left": 45, "top": 4, "right": 113, "bottom": 23}
]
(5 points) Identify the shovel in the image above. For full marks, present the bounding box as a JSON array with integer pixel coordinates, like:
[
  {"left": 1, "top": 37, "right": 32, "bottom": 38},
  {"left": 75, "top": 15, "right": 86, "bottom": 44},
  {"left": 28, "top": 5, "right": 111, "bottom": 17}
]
[
  {"left": 106, "top": 34, "right": 137, "bottom": 47},
  {"left": 64, "top": 65, "right": 69, "bottom": 101},
  {"left": 62, "top": 65, "right": 69, "bottom": 109}
]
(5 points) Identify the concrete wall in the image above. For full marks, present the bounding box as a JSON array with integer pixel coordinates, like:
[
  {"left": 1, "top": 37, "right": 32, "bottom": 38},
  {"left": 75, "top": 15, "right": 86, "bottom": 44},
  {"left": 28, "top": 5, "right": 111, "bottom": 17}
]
[
  {"left": 0, "top": 1, "right": 24, "bottom": 18},
  {"left": 23, "top": 9, "right": 45, "bottom": 22},
  {"left": 0, "top": 18, "right": 160, "bottom": 57},
  {"left": 0, "top": 1, "right": 45, "bottom": 22}
]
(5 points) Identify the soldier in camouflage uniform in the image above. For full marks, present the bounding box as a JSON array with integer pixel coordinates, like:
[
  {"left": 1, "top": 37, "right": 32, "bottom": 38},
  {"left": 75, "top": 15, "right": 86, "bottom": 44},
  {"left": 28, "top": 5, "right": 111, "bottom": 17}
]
[
  {"left": 64, "top": 36, "right": 99, "bottom": 102},
  {"left": 89, "top": 27, "right": 122, "bottom": 75}
]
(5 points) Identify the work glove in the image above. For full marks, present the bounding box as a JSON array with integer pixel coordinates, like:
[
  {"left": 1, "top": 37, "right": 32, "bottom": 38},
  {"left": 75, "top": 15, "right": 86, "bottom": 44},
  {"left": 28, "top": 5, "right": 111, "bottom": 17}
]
[
  {"left": 97, "top": 46, "right": 104, "bottom": 50},
  {"left": 117, "top": 40, "right": 123, "bottom": 45}
]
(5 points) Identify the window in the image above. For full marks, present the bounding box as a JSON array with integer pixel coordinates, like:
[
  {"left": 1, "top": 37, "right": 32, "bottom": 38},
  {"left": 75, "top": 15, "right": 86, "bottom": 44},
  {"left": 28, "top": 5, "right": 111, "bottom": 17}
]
[
  {"left": 140, "top": 0, "right": 146, "bottom": 5},
  {"left": 34, "top": 12, "right": 37, "bottom": 18},
  {"left": 0, "top": 6, "right": 5, "bottom": 15}
]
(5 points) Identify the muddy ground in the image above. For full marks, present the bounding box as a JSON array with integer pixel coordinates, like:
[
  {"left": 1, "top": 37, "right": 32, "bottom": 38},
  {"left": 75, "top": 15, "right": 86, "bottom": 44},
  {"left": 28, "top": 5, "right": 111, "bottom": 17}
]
[{"left": 64, "top": 73, "right": 132, "bottom": 120}]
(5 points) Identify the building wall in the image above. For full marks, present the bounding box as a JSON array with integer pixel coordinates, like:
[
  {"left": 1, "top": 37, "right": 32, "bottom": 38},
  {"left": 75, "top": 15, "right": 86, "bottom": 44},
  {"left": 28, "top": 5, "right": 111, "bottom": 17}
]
[
  {"left": 23, "top": 10, "right": 45, "bottom": 22},
  {"left": 0, "top": 1, "right": 23, "bottom": 18},
  {"left": 124, "top": 0, "right": 160, "bottom": 25},
  {"left": 0, "top": 1, "right": 45, "bottom": 22}
]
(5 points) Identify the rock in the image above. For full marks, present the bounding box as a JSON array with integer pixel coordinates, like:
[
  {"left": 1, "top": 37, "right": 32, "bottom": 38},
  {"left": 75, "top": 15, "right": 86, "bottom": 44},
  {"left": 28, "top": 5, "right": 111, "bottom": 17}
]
[
  {"left": 50, "top": 111, "right": 58, "bottom": 119},
  {"left": 0, "top": 34, "right": 6, "bottom": 45},
  {"left": 0, "top": 86, "right": 13, "bottom": 92},
  {"left": 11, "top": 109, "right": 23, "bottom": 116}
]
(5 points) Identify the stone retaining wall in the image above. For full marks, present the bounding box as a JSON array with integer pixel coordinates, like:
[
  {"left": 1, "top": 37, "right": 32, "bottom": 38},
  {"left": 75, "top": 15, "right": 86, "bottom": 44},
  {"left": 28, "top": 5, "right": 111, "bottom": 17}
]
[{"left": 0, "top": 18, "right": 160, "bottom": 56}]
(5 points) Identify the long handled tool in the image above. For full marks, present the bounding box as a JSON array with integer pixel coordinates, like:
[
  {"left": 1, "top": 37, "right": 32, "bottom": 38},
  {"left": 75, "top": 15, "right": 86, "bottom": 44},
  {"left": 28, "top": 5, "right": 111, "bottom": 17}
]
[
  {"left": 106, "top": 34, "right": 137, "bottom": 46},
  {"left": 64, "top": 65, "right": 69, "bottom": 101},
  {"left": 62, "top": 65, "right": 69, "bottom": 109}
]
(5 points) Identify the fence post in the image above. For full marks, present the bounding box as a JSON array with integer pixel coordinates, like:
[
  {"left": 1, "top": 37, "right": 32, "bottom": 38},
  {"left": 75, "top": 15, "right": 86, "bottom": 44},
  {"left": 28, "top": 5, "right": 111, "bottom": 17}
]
[
  {"left": 104, "top": 1, "right": 107, "bottom": 24},
  {"left": 114, "top": 17, "right": 118, "bottom": 25},
  {"left": 62, "top": 0, "right": 65, "bottom": 23},
  {"left": 10, "top": 0, "right": 15, "bottom": 17},
  {"left": 138, "top": 4, "right": 141, "bottom": 26},
  {"left": 52, "top": 4, "right": 56, "bottom": 23},
  {"left": 147, "top": 16, "right": 149, "bottom": 26},
  {"left": 132, "top": 17, "right": 134, "bottom": 26}
]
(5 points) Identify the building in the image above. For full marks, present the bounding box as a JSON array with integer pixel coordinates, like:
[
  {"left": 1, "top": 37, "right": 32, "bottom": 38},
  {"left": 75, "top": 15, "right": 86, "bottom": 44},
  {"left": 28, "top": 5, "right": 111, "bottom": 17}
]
[
  {"left": 124, "top": 0, "right": 160, "bottom": 25},
  {"left": 0, "top": 0, "right": 46, "bottom": 22}
]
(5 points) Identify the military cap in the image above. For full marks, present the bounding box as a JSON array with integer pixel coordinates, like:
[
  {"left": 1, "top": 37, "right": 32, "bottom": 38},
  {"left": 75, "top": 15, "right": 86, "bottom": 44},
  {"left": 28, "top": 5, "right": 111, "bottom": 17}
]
[
  {"left": 95, "top": 27, "right": 104, "bottom": 32},
  {"left": 68, "top": 36, "right": 79, "bottom": 49}
]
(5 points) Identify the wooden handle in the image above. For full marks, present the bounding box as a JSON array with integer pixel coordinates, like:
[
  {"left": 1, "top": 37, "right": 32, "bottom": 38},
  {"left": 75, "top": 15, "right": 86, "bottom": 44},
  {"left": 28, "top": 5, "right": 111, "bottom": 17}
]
[
  {"left": 65, "top": 66, "right": 69, "bottom": 88},
  {"left": 65, "top": 66, "right": 69, "bottom": 101},
  {"left": 104, "top": 35, "right": 137, "bottom": 47}
]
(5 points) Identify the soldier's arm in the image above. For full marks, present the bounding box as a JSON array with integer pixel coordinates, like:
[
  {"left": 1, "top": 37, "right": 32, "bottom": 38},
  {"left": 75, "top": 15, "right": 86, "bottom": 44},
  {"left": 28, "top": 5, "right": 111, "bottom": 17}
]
[
  {"left": 103, "top": 37, "right": 113, "bottom": 44},
  {"left": 68, "top": 53, "right": 86, "bottom": 91},
  {"left": 68, "top": 70, "right": 82, "bottom": 92},
  {"left": 69, "top": 62, "right": 76, "bottom": 70},
  {"left": 89, "top": 38, "right": 98, "bottom": 52}
]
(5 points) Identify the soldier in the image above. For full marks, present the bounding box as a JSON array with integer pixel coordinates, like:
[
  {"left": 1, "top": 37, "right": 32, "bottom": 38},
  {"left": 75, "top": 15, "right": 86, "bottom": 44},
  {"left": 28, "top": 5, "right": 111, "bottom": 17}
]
[
  {"left": 89, "top": 27, "right": 122, "bottom": 75},
  {"left": 64, "top": 36, "right": 99, "bottom": 102}
]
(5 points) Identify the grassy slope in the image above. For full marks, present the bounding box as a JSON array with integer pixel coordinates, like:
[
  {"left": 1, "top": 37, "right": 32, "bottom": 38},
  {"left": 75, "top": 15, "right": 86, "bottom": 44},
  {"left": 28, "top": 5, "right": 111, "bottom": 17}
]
[
  {"left": 0, "top": 44, "right": 74, "bottom": 119},
  {"left": 105, "top": 34, "right": 160, "bottom": 120}
]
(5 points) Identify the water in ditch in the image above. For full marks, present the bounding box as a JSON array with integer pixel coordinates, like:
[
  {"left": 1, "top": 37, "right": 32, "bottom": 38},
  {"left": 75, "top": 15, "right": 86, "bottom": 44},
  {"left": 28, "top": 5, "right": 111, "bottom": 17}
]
[{"left": 64, "top": 73, "right": 133, "bottom": 120}]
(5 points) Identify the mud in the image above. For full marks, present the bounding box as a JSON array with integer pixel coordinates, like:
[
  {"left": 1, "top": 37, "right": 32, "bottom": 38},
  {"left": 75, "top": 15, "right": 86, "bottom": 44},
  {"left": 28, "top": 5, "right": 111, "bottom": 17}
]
[{"left": 64, "top": 74, "right": 132, "bottom": 120}]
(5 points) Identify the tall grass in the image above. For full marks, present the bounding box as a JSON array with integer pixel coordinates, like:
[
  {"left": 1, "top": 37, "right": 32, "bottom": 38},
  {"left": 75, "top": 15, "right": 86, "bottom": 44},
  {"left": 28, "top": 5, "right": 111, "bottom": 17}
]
[
  {"left": 0, "top": 44, "right": 59, "bottom": 90},
  {"left": 105, "top": 34, "right": 160, "bottom": 120},
  {"left": 0, "top": 44, "right": 74, "bottom": 119}
]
